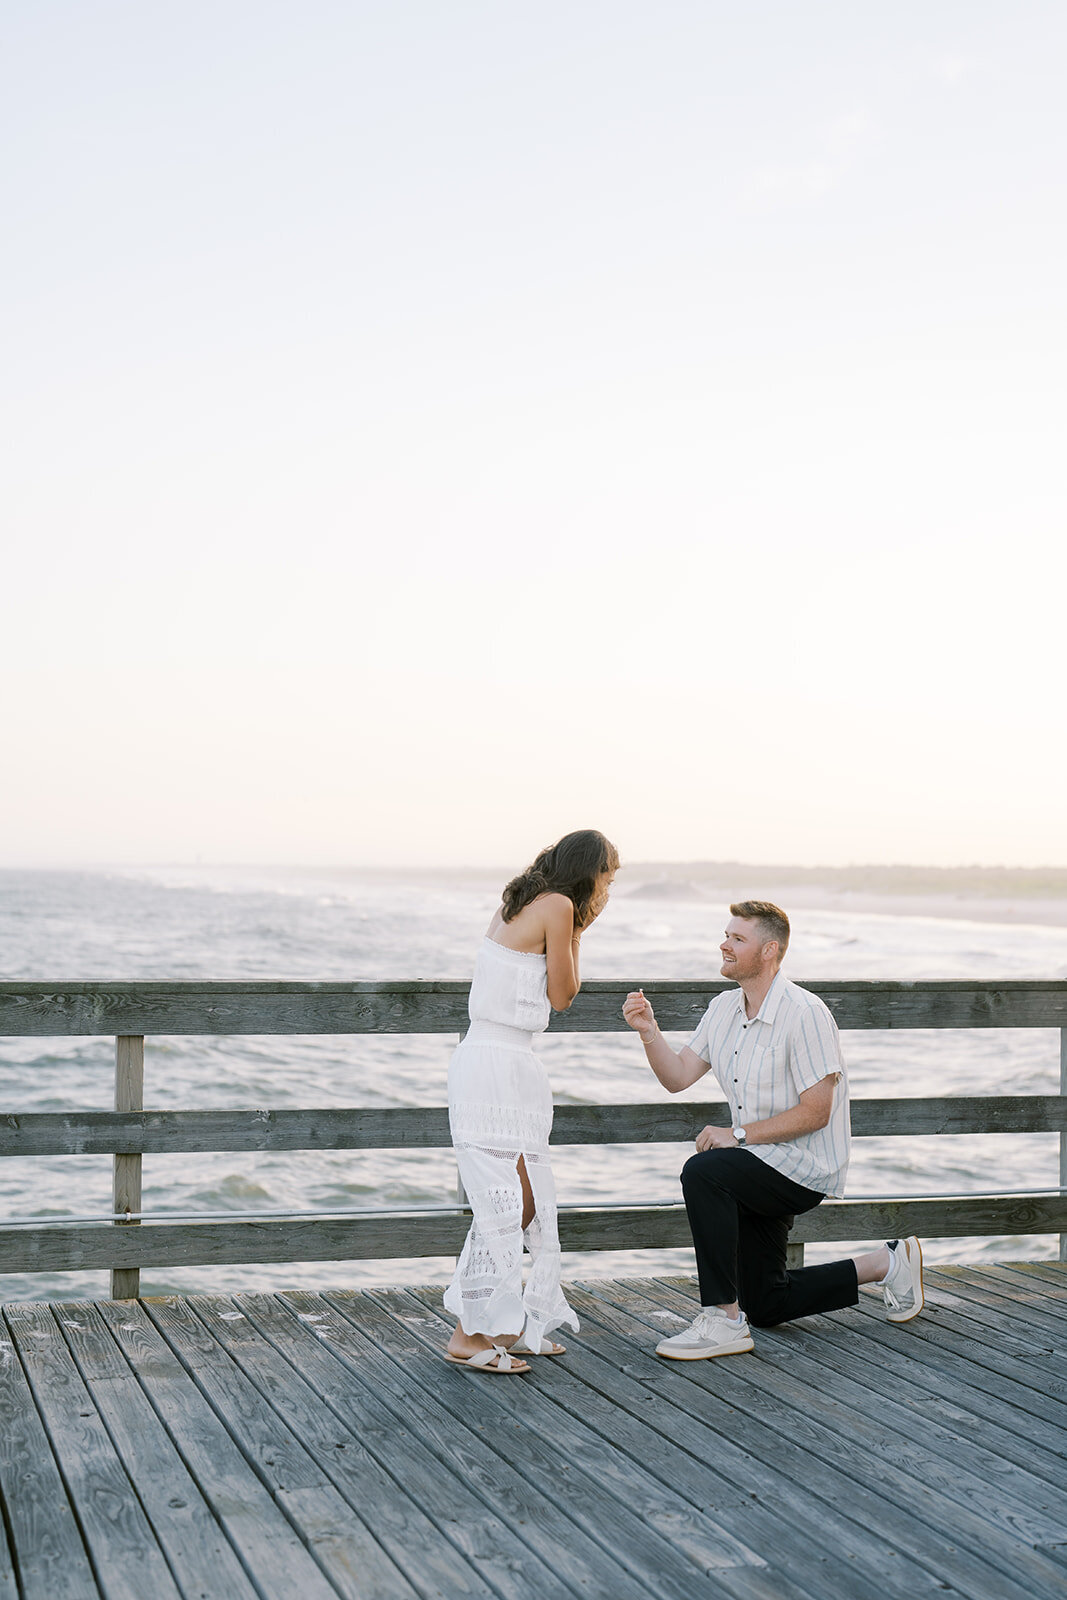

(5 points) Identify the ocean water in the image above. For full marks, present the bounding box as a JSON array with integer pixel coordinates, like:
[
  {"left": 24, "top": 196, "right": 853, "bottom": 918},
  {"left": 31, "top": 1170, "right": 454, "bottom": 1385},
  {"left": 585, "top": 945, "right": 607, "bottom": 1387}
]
[{"left": 0, "top": 864, "right": 1064, "bottom": 1303}]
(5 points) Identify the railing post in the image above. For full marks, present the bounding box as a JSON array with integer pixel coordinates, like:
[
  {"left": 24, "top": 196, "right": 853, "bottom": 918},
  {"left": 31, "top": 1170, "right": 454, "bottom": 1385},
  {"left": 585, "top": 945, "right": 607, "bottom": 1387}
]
[
  {"left": 1061, "top": 1028, "right": 1067, "bottom": 1264},
  {"left": 111, "top": 1035, "right": 144, "bottom": 1299}
]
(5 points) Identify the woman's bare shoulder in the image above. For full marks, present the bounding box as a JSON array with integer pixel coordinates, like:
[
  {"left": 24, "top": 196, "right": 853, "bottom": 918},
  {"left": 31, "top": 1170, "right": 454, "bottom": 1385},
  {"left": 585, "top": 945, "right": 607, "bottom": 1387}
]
[
  {"left": 535, "top": 891, "right": 574, "bottom": 923},
  {"left": 490, "top": 892, "right": 573, "bottom": 952}
]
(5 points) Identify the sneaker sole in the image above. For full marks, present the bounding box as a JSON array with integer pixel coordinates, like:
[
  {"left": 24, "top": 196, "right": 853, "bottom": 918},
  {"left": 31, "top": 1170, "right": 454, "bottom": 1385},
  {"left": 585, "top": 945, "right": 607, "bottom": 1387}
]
[
  {"left": 886, "top": 1236, "right": 924, "bottom": 1323},
  {"left": 656, "top": 1337, "right": 755, "bottom": 1359}
]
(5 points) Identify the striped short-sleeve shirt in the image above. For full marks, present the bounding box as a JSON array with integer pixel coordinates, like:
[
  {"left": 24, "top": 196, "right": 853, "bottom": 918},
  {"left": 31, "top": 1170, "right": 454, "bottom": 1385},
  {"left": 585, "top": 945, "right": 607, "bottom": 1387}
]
[{"left": 687, "top": 973, "right": 851, "bottom": 1197}]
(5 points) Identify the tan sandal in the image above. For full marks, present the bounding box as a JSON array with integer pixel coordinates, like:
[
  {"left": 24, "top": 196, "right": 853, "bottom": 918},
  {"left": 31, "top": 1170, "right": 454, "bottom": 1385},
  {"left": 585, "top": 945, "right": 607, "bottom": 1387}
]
[
  {"left": 512, "top": 1336, "right": 566, "bottom": 1356},
  {"left": 443, "top": 1342, "right": 531, "bottom": 1373}
]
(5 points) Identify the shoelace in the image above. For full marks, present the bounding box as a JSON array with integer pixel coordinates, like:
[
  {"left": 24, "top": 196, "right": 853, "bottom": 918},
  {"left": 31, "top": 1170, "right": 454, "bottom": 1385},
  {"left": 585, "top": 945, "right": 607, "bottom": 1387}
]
[{"left": 690, "top": 1309, "right": 731, "bottom": 1338}]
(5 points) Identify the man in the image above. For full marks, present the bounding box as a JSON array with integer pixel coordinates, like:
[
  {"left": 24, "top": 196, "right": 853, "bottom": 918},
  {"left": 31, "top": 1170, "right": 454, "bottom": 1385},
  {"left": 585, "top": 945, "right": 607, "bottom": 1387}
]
[{"left": 622, "top": 900, "right": 924, "bottom": 1359}]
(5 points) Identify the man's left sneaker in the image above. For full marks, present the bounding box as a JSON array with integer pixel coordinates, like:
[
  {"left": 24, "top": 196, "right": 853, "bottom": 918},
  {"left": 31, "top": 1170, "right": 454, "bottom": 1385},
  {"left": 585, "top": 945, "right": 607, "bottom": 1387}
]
[
  {"left": 655, "top": 1307, "right": 754, "bottom": 1359},
  {"left": 882, "top": 1236, "right": 924, "bottom": 1323}
]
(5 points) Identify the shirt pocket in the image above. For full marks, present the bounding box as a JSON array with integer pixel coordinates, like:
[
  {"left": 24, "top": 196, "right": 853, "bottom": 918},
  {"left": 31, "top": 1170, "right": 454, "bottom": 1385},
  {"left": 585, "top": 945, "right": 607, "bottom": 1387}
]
[{"left": 747, "top": 1046, "right": 780, "bottom": 1111}]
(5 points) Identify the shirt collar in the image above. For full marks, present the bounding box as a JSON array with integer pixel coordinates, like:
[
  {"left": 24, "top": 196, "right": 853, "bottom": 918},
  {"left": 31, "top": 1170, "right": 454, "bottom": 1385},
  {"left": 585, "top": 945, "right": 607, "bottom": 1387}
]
[{"left": 747, "top": 970, "right": 786, "bottom": 1026}]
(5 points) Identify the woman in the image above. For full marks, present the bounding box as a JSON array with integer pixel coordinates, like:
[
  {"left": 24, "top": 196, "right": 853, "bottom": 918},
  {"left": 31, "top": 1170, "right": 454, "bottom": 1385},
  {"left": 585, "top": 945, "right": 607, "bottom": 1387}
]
[{"left": 444, "top": 829, "right": 619, "bottom": 1372}]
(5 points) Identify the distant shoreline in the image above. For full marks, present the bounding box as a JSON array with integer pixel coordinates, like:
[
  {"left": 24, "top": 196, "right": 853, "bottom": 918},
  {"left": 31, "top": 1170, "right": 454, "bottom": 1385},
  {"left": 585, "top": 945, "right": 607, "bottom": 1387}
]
[
  {"left": 621, "top": 881, "right": 1067, "bottom": 930},
  {"left": 616, "top": 862, "right": 1067, "bottom": 929},
  {"left": 623, "top": 861, "right": 1067, "bottom": 897}
]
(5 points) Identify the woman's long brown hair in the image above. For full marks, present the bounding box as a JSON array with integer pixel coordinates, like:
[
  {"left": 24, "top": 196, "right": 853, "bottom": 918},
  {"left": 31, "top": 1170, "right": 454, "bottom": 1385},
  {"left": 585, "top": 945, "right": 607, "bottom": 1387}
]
[{"left": 502, "top": 830, "right": 619, "bottom": 929}]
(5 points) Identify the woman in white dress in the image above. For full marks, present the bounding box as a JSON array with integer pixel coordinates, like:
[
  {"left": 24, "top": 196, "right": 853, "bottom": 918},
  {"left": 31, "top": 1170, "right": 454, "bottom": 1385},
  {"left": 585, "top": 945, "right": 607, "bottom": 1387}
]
[{"left": 444, "top": 829, "right": 619, "bottom": 1372}]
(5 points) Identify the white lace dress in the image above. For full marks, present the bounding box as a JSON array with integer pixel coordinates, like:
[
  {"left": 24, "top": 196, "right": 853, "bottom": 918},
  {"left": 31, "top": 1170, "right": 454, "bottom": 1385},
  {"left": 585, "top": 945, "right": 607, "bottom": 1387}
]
[{"left": 443, "top": 937, "right": 579, "bottom": 1348}]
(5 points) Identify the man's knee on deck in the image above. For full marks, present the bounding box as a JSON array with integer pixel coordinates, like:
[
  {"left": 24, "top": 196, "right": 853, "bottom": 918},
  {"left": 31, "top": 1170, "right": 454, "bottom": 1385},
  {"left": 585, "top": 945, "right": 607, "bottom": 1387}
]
[{"left": 740, "top": 1287, "right": 791, "bottom": 1328}]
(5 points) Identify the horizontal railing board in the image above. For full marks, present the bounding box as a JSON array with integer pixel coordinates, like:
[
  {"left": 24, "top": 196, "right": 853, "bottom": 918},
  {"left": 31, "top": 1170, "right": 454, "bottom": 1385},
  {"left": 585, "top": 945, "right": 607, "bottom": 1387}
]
[
  {"left": 1, "top": 1096, "right": 1065, "bottom": 1157},
  {"left": 1, "top": 1193, "right": 1064, "bottom": 1272},
  {"left": 1, "top": 980, "right": 1065, "bottom": 1036}
]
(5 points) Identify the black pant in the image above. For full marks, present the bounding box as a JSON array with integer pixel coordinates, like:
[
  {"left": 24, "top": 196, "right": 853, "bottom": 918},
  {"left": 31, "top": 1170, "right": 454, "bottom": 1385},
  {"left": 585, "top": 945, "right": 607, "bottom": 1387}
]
[{"left": 680, "top": 1147, "right": 858, "bottom": 1327}]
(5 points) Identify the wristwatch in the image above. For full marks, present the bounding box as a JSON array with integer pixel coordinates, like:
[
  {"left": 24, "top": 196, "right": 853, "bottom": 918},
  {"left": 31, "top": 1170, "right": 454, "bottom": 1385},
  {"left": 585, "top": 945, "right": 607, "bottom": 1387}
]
[{"left": 732, "top": 1125, "right": 747, "bottom": 1145}]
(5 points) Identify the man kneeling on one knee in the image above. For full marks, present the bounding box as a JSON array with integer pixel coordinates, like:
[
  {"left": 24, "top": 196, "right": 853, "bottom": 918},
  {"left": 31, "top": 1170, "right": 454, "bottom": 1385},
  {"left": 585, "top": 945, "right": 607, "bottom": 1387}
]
[{"left": 623, "top": 900, "right": 924, "bottom": 1359}]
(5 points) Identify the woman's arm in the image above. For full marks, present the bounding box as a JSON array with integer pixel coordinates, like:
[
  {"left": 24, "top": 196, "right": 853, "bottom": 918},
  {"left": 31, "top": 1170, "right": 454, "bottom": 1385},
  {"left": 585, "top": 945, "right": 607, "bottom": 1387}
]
[{"left": 543, "top": 894, "right": 581, "bottom": 1011}]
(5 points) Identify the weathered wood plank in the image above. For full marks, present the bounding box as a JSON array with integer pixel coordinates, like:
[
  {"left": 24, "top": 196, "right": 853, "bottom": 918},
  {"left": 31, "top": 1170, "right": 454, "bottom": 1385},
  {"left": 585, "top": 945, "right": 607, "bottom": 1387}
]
[
  {"left": 0, "top": 982, "right": 471, "bottom": 1036},
  {"left": 672, "top": 1273, "right": 1067, "bottom": 1583},
  {"left": 3, "top": 1272, "right": 1067, "bottom": 1600},
  {"left": 924, "top": 1265, "right": 1067, "bottom": 1343},
  {"left": 636, "top": 1275, "right": 1067, "bottom": 1557},
  {"left": 954, "top": 1263, "right": 1067, "bottom": 1322},
  {"left": 978, "top": 1260, "right": 1067, "bottom": 1306},
  {"left": 791, "top": 1193, "right": 1067, "bottom": 1243},
  {"left": 111, "top": 1035, "right": 143, "bottom": 1300},
  {"left": 92, "top": 1300, "right": 343, "bottom": 1600},
  {"left": 392, "top": 1296, "right": 935, "bottom": 1600},
  {"left": 848, "top": 1278, "right": 1067, "bottom": 1419},
  {"left": 1, "top": 979, "right": 1065, "bottom": 1035},
  {"left": 579, "top": 1277, "right": 1066, "bottom": 1600},
  {"left": 236, "top": 1290, "right": 619, "bottom": 1600},
  {"left": 0, "top": 1106, "right": 451, "bottom": 1156},
  {"left": 803, "top": 1264, "right": 1067, "bottom": 1418},
  {"left": 0, "top": 1515, "right": 15, "bottom": 1600},
  {"left": 350, "top": 1286, "right": 770, "bottom": 1594},
  {"left": 0, "top": 1312, "right": 100, "bottom": 1600},
  {"left": 716, "top": 1294, "right": 1067, "bottom": 1540},
  {"left": 0, "top": 1213, "right": 467, "bottom": 1271},
  {"left": 785, "top": 1298, "right": 1067, "bottom": 1489},
  {"left": 160, "top": 1294, "right": 493, "bottom": 1600},
  {"left": 142, "top": 1296, "right": 419, "bottom": 1600},
  {"left": 562, "top": 1278, "right": 1026, "bottom": 1600},
  {"left": 381, "top": 1284, "right": 940, "bottom": 1600},
  {"left": 913, "top": 1270, "right": 1067, "bottom": 1394},
  {"left": 55, "top": 1299, "right": 261, "bottom": 1600},
  {"left": 3, "top": 1094, "right": 1063, "bottom": 1157},
  {"left": 5, "top": 1303, "right": 182, "bottom": 1600},
  {"left": 1, "top": 1192, "right": 1063, "bottom": 1274},
  {"left": 283, "top": 1287, "right": 761, "bottom": 1600}
]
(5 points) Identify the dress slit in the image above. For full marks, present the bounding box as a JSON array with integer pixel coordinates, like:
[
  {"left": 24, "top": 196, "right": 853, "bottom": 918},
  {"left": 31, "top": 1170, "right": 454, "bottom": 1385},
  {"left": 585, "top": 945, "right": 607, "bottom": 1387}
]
[{"left": 443, "top": 941, "right": 578, "bottom": 1348}]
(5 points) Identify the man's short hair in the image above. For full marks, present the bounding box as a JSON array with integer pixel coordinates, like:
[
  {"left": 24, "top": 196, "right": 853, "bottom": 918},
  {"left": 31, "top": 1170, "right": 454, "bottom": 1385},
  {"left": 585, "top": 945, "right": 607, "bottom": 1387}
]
[{"left": 730, "top": 900, "right": 790, "bottom": 960}]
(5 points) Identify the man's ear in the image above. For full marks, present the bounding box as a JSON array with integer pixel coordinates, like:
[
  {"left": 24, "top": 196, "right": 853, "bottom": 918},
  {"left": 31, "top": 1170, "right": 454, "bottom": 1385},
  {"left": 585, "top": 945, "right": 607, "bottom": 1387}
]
[{"left": 762, "top": 941, "right": 780, "bottom": 966}]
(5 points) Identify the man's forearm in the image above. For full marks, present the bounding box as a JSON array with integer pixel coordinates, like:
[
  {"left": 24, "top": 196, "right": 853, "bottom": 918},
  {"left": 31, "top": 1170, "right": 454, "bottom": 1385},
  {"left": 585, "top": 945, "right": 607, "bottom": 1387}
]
[
  {"left": 637, "top": 1024, "right": 693, "bottom": 1093},
  {"left": 740, "top": 1100, "right": 828, "bottom": 1144}
]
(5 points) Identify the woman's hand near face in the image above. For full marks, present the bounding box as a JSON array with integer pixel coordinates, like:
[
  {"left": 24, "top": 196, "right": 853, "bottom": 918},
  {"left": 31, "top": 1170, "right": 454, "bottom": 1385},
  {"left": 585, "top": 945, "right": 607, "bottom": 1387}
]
[
  {"left": 583, "top": 892, "right": 608, "bottom": 927},
  {"left": 578, "top": 872, "right": 614, "bottom": 931},
  {"left": 542, "top": 893, "right": 581, "bottom": 1011}
]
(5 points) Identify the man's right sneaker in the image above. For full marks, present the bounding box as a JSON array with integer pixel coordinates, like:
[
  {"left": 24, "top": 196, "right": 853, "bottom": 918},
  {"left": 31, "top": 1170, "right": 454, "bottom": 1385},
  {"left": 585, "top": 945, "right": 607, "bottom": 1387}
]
[
  {"left": 882, "top": 1236, "right": 924, "bottom": 1323},
  {"left": 655, "top": 1307, "right": 754, "bottom": 1360}
]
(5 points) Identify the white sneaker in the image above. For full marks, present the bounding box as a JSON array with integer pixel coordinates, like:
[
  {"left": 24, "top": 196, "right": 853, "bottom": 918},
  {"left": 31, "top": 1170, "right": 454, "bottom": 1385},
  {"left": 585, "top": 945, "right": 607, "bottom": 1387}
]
[
  {"left": 655, "top": 1307, "right": 754, "bottom": 1360},
  {"left": 883, "top": 1237, "right": 924, "bottom": 1323}
]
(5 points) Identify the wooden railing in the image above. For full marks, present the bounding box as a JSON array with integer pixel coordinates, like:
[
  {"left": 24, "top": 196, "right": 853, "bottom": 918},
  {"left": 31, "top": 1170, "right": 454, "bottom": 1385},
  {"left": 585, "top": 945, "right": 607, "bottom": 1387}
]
[{"left": 1, "top": 979, "right": 1065, "bottom": 1298}]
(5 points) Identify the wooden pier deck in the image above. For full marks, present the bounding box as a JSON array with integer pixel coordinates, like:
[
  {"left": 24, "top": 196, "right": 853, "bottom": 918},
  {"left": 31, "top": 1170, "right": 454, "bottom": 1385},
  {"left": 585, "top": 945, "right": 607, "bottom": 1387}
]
[{"left": 1, "top": 1265, "right": 1066, "bottom": 1600}]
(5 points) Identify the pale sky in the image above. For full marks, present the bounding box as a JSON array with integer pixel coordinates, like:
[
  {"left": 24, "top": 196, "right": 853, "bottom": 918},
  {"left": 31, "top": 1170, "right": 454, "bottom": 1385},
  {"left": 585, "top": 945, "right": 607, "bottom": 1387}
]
[{"left": 3, "top": 3, "right": 1065, "bottom": 869}]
